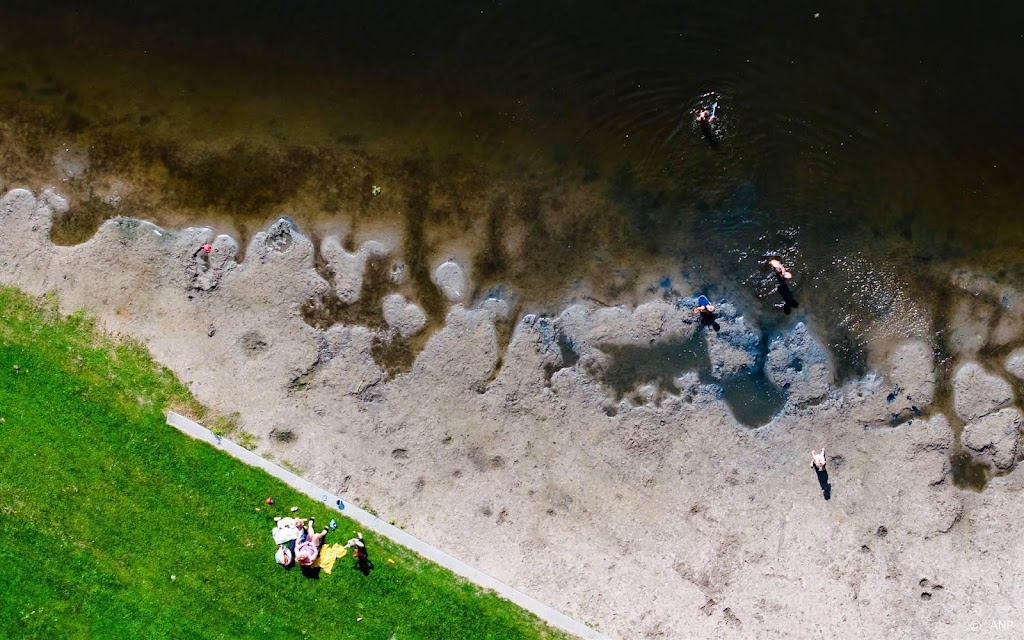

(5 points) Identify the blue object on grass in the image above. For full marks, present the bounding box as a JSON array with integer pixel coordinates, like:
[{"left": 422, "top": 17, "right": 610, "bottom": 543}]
[{"left": 329, "top": 519, "right": 338, "bottom": 530}]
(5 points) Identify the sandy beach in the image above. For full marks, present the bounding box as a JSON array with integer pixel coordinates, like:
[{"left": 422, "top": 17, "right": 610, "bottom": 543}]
[{"left": 2, "top": 187, "right": 1021, "bottom": 638}]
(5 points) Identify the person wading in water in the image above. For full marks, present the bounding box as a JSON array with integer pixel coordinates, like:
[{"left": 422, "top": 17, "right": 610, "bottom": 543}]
[{"left": 696, "top": 101, "right": 719, "bottom": 146}]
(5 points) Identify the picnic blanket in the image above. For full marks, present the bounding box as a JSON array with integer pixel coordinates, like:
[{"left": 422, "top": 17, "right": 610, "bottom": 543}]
[
  {"left": 315, "top": 543, "right": 348, "bottom": 574},
  {"left": 272, "top": 520, "right": 303, "bottom": 545}
]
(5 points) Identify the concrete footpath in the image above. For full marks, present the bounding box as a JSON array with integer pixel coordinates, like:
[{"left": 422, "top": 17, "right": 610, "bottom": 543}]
[{"left": 165, "top": 411, "right": 611, "bottom": 640}]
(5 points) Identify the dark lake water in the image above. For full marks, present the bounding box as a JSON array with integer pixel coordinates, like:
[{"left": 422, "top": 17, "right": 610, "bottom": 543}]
[{"left": 3, "top": 0, "right": 1024, "bottom": 395}]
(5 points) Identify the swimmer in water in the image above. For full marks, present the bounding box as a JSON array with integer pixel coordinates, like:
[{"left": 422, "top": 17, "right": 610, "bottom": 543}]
[
  {"left": 696, "top": 101, "right": 719, "bottom": 146},
  {"left": 696, "top": 101, "right": 718, "bottom": 125},
  {"left": 769, "top": 258, "right": 799, "bottom": 313},
  {"left": 769, "top": 258, "right": 793, "bottom": 280}
]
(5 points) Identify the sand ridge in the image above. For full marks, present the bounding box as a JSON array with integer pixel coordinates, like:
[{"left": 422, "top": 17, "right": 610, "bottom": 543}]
[{"left": 2, "top": 188, "right": 1022, "bottom": 639}]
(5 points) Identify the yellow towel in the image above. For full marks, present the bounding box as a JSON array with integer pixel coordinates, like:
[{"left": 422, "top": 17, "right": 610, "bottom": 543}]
[{"left": 316, "top": 543, "right": 348, "bottom": 574}]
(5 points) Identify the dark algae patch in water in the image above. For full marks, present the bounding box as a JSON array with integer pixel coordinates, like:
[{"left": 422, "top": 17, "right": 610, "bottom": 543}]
[
  {"left": 302, "top": 254, "right": 394, "bottom": 332},
  {"left": 301, "top": 173, "right": 454, "bottom": 378},
  {"left": 301, "top": 247, "right": 436, "bottom": 379},
  {"left": 904, "top": 269, "right": 1024, "bottom": 491},
  {"left": 398, "top": 163, "right": 449, "bottom": 329},
  {"left": 473, "top": 196, "right": 511, "bottom": 285},
  {"left": 158, "top": 143, "right": 317, "bottom": 215},
  {"left": 49, "top": 197, "right": 123, "bottom": 246},
  {"left": 598, "top": 331, "right": 786, "bottom": 427}
]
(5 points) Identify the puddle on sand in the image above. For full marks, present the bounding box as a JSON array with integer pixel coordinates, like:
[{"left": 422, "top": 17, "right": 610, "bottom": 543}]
[
  {"left": 718, "top": 370, "right": 787, "bottom": 428},
  {"left": 599, "top": 336, "right": 705, "bottom": 398},
  {"left": 950, "top": 452, "right": 990, "bottom": 492},
  {"left": 598, "top": 331, "right": 786, "bottom": 427}
]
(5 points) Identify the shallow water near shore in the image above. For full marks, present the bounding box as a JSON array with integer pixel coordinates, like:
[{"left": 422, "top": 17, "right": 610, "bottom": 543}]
[
  {"left": 599, "top": 333, "right": 786, "bottom": 427},
  {"left": 3, "top": 1, "right": 1024, "bottom": 380}
]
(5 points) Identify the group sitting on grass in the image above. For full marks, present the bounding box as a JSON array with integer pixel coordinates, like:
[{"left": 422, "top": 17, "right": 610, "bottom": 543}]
[
  {"left": 273, "top": 516, "right": 329, "bottom": 567},
  {"left": 272, "top": 514, "right": 368, "bottom": 571}
]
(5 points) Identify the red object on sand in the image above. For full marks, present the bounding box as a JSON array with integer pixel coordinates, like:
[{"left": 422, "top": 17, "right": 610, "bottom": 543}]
[
  {"left": 265, "top": 497, "right": 274, "bottom": 505},
  {"left": 202, "top": 243, "right": 212, "bottom": 253}
]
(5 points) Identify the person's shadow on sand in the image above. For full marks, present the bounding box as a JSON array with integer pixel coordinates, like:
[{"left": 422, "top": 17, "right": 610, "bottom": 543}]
[
  {"left": 699, "top": 310, "right": 721, "bottom": 332},
  {"left": 815, "top": 467, "right": 831, "bottom": 500},
  {"left": 776, "top": 275, "right": 800, "bottom": 315}
]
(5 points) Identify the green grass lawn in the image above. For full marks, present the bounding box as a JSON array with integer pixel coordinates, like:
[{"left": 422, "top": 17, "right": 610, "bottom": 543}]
[{"left": 0, "top": 287, "right": 568, "bottom": 640}]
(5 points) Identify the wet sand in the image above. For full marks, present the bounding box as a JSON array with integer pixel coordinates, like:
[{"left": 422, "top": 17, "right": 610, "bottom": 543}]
[{"left": 2, "top": 189, "right": 1022, "bottom": 638}]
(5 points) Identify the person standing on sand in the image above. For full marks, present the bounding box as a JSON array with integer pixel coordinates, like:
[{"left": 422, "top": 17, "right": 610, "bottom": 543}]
[
  {"left": 811, "top": 448, "right": 831, "bottom": 500},
  {"left": 811, "top": 448, "right": 827, "bottom": 471}
]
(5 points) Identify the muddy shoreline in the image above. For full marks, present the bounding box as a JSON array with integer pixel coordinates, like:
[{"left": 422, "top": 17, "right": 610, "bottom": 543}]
[{"left": 2, "top": 189, "right": 1022, "bottom": 638}]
